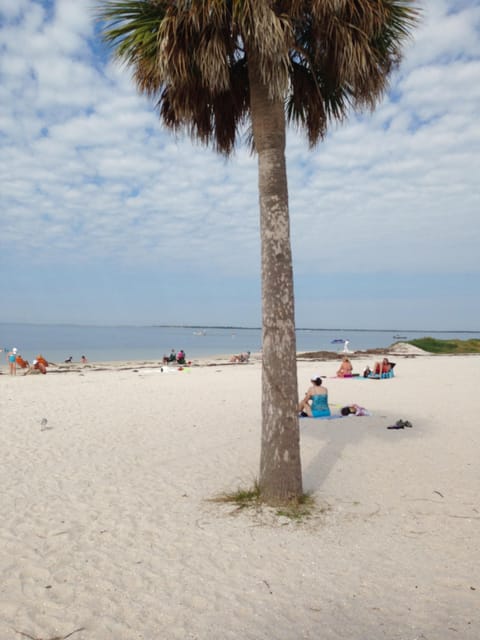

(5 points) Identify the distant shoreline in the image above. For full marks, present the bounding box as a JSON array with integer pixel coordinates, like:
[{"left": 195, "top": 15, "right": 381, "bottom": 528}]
[
  {"left": 2, "top": 326, "right": 479, "bottom": 367},
  {"left": 1, "top": 321, "right": 479, "bottom": 333},
  {"left": 2, "top": 342, "right": 455, "bottom": 375}
]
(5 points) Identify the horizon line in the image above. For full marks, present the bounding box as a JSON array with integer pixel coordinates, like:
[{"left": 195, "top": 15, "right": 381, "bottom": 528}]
[{"left": 1, "top": 321, "right": 479, "bottom": 334}]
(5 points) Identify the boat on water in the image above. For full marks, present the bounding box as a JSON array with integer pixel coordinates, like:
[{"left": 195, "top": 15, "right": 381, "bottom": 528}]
[
  {"left": 393, "top": 335, "right": 407, "bottom": 340},
  {"left": 193, "top": 330, "right": 206, "bottom": 336}
]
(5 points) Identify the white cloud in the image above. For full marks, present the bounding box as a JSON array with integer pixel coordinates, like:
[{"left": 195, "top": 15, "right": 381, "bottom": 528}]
[
  {"left": 404, "top": 0, "right": 480, "bottom": 68},
  {"left": 0, "top": 0, "right": 479, "bottom": 325}
]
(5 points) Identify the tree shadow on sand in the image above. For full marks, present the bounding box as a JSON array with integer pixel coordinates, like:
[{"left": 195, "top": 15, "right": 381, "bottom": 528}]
[{"left": 300, "top": 414, "right": 418, "bottom": 492}]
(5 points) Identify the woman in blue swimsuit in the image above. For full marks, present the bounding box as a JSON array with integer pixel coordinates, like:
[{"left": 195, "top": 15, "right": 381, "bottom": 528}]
[
  {"left": 298, "top": 375, "right": 331, "bottom": 418},
  {"left": 7, "top": 347, "right": 18, "bottom": 376}
]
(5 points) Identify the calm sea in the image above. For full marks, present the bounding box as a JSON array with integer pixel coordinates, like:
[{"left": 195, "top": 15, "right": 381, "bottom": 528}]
[{"left": 1, "top": 323, "right": 479, "bottom": 364}]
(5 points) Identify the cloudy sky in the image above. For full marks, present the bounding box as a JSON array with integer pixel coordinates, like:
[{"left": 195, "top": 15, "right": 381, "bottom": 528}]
[{"left": 1, "top": 0, "right": 479, "bottom": 330}]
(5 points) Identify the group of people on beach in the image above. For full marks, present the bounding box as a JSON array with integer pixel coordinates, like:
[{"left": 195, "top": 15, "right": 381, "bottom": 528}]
[
  {"left": 5, "top": 348, "right": 50, "bottom": 375},
  {"left": 162, "top": 349, "right": 188, "bottom": 366},
  {"left": 336, "top": 356, "right": 394, "bottom": 379},
  {"left": 4, "top": 349, "right": 90, "bottom": 375},
  {"left": 64, "top": 355, "right": 88, "bottom": 364},
  {"left": 229, "top": 351, "right": 251, "bottom": 363},
  {"left": 298, "top": 356, "right": 394, "bottom": 418}
]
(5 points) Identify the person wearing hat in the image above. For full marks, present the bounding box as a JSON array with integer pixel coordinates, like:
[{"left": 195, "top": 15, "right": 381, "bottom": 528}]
[
  {"left": 6, "top": 347, "right": 18, "bottom": 375},
  {"left": 298, "top": 374, "right": 331, "bottom": 418}
]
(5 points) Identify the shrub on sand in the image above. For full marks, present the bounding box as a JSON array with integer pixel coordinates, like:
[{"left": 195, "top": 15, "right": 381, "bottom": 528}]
[{"left": 408, "top": 337, "right": 480, "bottom": 354}]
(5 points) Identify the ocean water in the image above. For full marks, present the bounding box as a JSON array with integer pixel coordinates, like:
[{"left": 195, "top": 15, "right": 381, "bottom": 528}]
[{"left": 1, "top": 323, "right": 479, "bottom": 364}]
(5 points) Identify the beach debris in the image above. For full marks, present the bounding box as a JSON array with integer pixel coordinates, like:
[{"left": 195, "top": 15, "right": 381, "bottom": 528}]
[
  {"left": 387, "top": 419, "right": 412, "bottom": 429},
  {"left": 13, "top": 628, "right": 85, "bottom": 640},
  {"left": 262, "top": 579, "right": 273, "bottom": 594},
  {"left": 40, "top": 418, "right": 53, "bottom": 432},
  {"left": 433, "top": 490, "right": 444, "bottom": 498}
]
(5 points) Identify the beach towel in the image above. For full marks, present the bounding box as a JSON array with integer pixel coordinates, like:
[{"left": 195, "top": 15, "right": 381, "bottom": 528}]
[{"left": 367, "top": 370, "right": 394, "bottom": 379}]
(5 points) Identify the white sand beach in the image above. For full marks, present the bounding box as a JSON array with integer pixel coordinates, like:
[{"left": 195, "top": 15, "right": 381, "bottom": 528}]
[{"left": 1, "top": 351, "right": 479, "bottom": 639}]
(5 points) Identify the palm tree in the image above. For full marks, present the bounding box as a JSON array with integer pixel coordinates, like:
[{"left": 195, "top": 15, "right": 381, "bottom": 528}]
[{"left": 96, "top": 0, "right": 419, "bottom": 504}]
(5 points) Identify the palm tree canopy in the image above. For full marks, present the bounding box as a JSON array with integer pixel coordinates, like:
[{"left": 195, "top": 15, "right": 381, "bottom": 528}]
[{"left": 97, "top": 0, "right": 419, "bottom": 153}]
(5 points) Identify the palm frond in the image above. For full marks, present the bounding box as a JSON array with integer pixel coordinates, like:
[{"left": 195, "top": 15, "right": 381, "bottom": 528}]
[
  {"left": 97, "top": 0, "right": 167, "bottom": 94},
  {"left": 285, "top": 0, "right": 420, "bottom": 143},
  {"left": 96, "top": 0, "right": 420, "bottom": 152}
]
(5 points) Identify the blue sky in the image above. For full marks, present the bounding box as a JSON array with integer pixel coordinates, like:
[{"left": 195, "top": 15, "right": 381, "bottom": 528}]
[{"left": 1, "top": 0, "right": 479, "bottom": 330}]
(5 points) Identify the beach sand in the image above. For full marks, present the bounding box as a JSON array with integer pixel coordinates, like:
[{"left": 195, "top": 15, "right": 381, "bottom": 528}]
[{"left": 1, "top": 352, "right": 479, "bottom": 639}]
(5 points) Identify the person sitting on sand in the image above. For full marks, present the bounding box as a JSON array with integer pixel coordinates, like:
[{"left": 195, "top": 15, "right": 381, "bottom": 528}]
[
  {"left": 81, "top": 355, "right": 88, "bottom": 364},
  {"left": 176, "top": 349, "right": 186, "bottom": 365},
  {"left": 64, "top": 356, "right": 73, "bottom": 363},
  {"left": 341, "top": 404, "right": 370, "bottom": 417},
  {"left": 298, "top": 375, "right": 331, "bottom": 418},
  {"left": 337, "top": 357, "right": 353, "bottom": 378},
  {"left": 15, "top": 353, "right": 30, "bottom": 371},
  {"left": 27, "top": 358, "right": 47, "bottom": 374},
  {"left": 230, "top": 351, "right": 251, "bottom": 363},
  {"left": 374, "top": 358, "right": 393, "bottom": 375},
  {"left": 29, "top": 355, "right": 49, "bottom": 374},
  {"left": 364, "top": 358, "right": 395, "bottom": 378},
  {"left": 163, "top": 349, "right": 176, "bottom": 365}
]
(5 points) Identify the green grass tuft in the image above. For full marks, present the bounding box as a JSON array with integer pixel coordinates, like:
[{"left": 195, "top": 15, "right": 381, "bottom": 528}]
[
  {"left": 275, "top": 493, "right": 315, "bottom": 520},
  {"left": 408, "top": 337, "right": 480, "bottom": 354},
  {"left": 211, "top": 481, "right": 316, "bottom": 521},
  {"left": 211, "top": 481, "right": 262, "bottom": 510}
]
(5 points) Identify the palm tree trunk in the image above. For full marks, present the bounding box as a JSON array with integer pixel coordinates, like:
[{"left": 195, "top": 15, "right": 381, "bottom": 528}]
[{"left": 248, "top": 53, "right": 303, "bottom": 504}]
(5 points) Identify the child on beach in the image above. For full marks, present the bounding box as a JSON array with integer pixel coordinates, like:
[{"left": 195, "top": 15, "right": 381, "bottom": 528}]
[{"left": 341, "top": 404, "right": 370, "bottom": 417}]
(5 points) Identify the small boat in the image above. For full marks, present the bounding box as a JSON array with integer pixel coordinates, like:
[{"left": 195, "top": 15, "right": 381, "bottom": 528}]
[
  {"left": 393, "top": 335, "right": 407, "bottom": 340},
  {"left": 193, "top": 330, "right": 206, "bottom": 336}
]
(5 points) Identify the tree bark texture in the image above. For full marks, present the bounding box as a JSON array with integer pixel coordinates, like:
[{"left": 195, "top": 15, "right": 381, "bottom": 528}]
[{"left": 248, "top": 53, "right": 303, "bottom": 503}]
